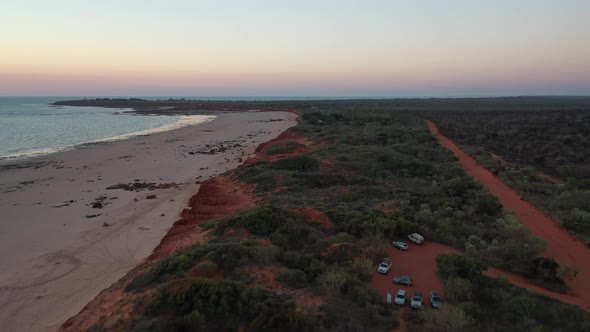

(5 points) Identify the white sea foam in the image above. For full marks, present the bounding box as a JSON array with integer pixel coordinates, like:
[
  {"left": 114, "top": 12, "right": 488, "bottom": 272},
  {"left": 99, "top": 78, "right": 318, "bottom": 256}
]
[{"left": 0, "top": 115, "right": 216, "bottom": 162}]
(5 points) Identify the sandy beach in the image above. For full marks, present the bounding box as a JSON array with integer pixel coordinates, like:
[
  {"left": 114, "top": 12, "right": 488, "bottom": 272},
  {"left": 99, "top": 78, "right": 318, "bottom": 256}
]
[{"left": 0, "top": 110, "right": 297, "bottom": 332}]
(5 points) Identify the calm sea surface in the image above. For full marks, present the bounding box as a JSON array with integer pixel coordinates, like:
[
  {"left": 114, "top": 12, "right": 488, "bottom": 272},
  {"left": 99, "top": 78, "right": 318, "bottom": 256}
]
[{"left": 0, "top": 97, "right": 214, "bottom": 161}]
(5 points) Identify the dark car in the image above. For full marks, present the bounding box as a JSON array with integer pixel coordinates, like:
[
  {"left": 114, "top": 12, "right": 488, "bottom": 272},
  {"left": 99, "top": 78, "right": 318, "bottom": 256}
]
[
  {"left": 430, "top": 291, "right": 443, "bottom": 308},
  {"left": 393, "top": 275, "right": 413, "bottom": 286},
  {"left": 392, "top": 240, "right": 409, "bottom": 251}
]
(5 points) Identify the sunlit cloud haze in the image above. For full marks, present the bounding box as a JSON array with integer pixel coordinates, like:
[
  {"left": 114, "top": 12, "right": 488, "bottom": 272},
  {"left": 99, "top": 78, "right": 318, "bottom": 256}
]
[{"left": 1, "top": 0, "right": 589, "bottom": 96}]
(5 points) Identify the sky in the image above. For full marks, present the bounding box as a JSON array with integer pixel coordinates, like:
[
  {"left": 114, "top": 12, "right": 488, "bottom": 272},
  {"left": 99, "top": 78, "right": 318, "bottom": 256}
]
[{"left": 1, "top": 0, "right": 589, "bottom": 97}]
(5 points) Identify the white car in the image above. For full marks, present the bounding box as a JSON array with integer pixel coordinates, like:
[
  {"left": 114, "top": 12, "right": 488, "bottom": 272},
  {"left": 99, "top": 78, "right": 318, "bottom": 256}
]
[
  {"left": 394, "top": 289, "right": 407, "bottom": 306},
  {"left": 410, "top": 291, "right": 423, "bottom": 309},
  {"left": 377, "top": 258, "right": 392, "bottom": 274}
]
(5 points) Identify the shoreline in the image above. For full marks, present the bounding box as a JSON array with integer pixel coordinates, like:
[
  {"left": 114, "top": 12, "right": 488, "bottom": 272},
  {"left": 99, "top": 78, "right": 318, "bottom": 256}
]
[
  {"left": 0, "top": 110, "right": 297, "bottom": 331},
  {"left": 0, "top": 110, "right": 215, "bottom": 164}
]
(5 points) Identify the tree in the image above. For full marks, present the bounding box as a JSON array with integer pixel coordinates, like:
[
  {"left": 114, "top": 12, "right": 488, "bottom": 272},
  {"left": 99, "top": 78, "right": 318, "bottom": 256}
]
[
  {"left": 475, "top": 194, "right": 502, "bottom": 216},
  {"left": 443, "top": 277, "right": 473, "bottom": 302},
  {"left": 319, "top": 269, "right": 349, "bottom": 296}
]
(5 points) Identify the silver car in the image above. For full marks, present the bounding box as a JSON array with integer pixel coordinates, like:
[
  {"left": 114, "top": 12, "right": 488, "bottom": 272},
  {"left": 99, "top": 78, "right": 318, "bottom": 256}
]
[
  {"left": 430, "top": 291, "right": 442, "bottom": 309},
  {"left": 393, "top": 275, "right": 413, "bottom": 286},
  {"left": 392, "top": 240, "right": 409, "bottom": 251}
]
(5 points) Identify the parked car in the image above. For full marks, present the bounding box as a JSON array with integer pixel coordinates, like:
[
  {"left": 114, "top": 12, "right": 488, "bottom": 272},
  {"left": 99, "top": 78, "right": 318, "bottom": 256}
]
[
  {"left": 392, "top": 240, "right": 409, "bottom": 251},
  {"left": 394, "top": 289, "right": 407, "bottom": 306},
  {"left": 429, "top": 291, "right": 443, "bottom": 309},
  {"left": 377, "top": 258, "right": 392, "bottom": 274},
  {"left": 410, "top": 291, "right": 423, "bottom": 309},
  {"left": 408, "top": 233, "right": 424, "bottom": 245},
  {"left": 392, "top": 275, "right": 413, "bottom": 286}
]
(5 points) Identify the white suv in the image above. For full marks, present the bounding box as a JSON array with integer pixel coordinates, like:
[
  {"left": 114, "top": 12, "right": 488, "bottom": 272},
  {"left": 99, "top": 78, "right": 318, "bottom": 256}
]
[{"left": 377, "top": 258, "right": 392, "bottom": 274}]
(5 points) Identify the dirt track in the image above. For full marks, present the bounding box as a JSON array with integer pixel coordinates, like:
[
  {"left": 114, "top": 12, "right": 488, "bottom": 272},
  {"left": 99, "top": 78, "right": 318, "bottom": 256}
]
[{"left": 426, "top": 120, "right": 590, "bottom": 310}]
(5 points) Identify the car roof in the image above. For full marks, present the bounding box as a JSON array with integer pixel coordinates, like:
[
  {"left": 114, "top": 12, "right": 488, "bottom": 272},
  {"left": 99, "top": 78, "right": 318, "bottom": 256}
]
[
  {"left": 412, "top": 291, "right": 422, "bottom": 296},
  {"left": 397, "top": 289, "right": 406, "bottom": 295}
]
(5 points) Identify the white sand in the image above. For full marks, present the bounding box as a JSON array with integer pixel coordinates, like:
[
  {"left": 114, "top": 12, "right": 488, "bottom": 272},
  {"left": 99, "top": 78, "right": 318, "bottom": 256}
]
[{"left": 0, "top": 111, "right": 297, "bottom": 332}]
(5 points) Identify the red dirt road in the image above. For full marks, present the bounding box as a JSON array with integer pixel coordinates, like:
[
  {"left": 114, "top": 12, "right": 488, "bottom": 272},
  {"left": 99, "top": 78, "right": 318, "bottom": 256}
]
[{"left": 426, "top": 120, "right": 590, "bottom": 310}]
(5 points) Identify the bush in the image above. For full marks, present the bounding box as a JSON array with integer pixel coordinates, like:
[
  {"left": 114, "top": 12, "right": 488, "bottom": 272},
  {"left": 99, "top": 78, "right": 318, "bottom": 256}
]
[
  {"left": 436, "top": 254, "right": 487, "bottom": 280},
  {"left": 270, "top": 155, "right": 320, "bottom": 171},
  {"left": 195, "top": 261, "right": 217, "bottom": 275},
  {"left": 216, "top": 205, "right": 296, "bottom": 237},
  {"left": 331, "top": 232, "right": 354, "bottom": 243},
  {"left": 276, "top": 269, "right": 308, "bottom": 288},
  {"left": 169, "top": 254, "right": 192, "bottom": 275},
  {"left": 139, "top": 278, "right": 316, "bottom": 331}
]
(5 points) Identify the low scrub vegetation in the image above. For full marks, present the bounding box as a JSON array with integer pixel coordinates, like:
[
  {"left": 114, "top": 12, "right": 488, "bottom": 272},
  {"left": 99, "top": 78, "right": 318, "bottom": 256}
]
[
  {"left": 429, "top": 110, "right": 590, "bottom": 246},
  {"left": 409, "top": 254, "right": 590, "bottom": 331},
  {"left": 85, "top": 98, "right": 590, "bottom": 331}
]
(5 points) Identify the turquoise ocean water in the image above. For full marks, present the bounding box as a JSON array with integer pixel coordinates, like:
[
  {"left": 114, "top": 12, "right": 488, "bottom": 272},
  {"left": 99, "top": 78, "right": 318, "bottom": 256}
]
[{"left": 0, "top": 97, "right": 208, "bottom": 161}]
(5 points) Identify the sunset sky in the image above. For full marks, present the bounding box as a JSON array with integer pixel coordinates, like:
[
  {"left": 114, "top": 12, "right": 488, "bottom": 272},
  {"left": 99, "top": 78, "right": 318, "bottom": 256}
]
[{"left": 1, "top": 0, "right": 589, "bottom": 97}]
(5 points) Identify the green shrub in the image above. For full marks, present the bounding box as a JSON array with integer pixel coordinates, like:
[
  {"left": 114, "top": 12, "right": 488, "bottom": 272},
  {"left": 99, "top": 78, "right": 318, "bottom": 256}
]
[
  {"left": 216, "top": 205, "right": 296, "bottom": 237},
  {"left": 270, "top": 155, "right": 320, "bottom": 171},
  {"left": 169, "top": 254, "right": 192, "bottom": 275},
  {"left": 436, "top": 254, "right": 487, "bottom": 280},
  {"left": 276, "top": 269, "right": 308, "bottom": 288},
  {"left": 139, "top": 278, "right": 316, "bottom": 331},
  {"left": 195, "top": 261, "right": 217, "bottom": 275},
  {"left": 331, "top": 232, "right": 354, "bottom": 243}
]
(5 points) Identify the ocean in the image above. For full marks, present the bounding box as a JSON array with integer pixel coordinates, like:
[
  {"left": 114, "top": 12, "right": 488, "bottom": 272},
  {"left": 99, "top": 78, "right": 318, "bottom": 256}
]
[{"left": 0, "top": 97, "right": 214, "bottom": 161}]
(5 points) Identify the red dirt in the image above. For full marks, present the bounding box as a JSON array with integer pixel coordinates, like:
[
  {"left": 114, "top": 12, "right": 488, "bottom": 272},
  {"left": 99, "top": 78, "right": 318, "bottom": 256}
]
[
  {"left": 370, "top": 242, "right": 456, "bottom": 302},
  {"left": 370, "top": 240, "right": 588, "bottom": 332},
  {"left": 370, "top": 242, "right": 457, "bottom": 332},
  {"left": 149, "top": 176, "right": 257, "bottom": 260},
  {"left": 273, "top": 185, "right": 288, "bottom": 192},
  {"left": 374, "top": 201, "right": 399, "bottom": 214},
  {"left": 295, "top": 295, "right": 326, "bottom": 311},
  {"left": 320, "top": 157, "right": 337, "bottom": 171},
  {"left": 60, "top": 271, "right": 156, "bottom": 332},
  {"left": 244, "top": 129, "right": 313, "bottom": 165},
  {"left": 295, "top": 206, "right": 334, "bottom": 229},
  {"left": 426, "top": 120, "right": 590, "bottom": 310},
  {"left": 240, "top": 264, "right": 282, "bottom": 290}
]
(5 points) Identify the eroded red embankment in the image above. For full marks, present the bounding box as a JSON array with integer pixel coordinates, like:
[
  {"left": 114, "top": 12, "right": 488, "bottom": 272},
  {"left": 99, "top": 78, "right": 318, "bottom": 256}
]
[
  {"left": 245, "top": 129, "right": 313, "bottom": 165},
  {"left": 425, "top": 120, "right": 590, "bottom": 309},
  {"left": 152, "top": 129, "right": 312, "bottom": 260},
  {"left": 149, "top": 176, "right": 257, "bottom": 260}
]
